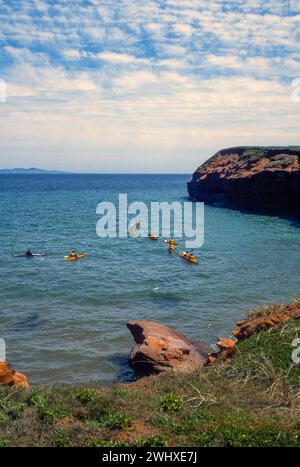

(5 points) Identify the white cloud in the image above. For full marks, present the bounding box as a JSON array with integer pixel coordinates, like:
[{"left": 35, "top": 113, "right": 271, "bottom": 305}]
[
  {"left": 95, "top": 52, "right": 150, "bottom": 65},
  {"left": 0, "top": 0, "right": 299, "bottom": 171},
  {"left": 172, "top": 23, "right": 194, "bottom": 36},
  {"left": 62, "top": 49, "right": 82, "bottom": 59}
]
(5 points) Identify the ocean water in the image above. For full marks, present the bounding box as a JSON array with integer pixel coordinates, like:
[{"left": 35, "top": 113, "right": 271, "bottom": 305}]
[{"left": 0, "top": 174, "right": 299, "bottom": 386}]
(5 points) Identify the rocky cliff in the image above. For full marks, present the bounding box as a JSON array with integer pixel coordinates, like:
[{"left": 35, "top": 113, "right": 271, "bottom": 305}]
[{"left": 187, "top": 147, "right": 300, "bottom": 217}]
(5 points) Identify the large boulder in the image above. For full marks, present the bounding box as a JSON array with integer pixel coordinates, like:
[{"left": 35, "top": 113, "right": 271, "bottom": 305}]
[
  {"left": 0, "top": 361, "right": 29, "bottom": 389},
  {"left": 127, "top": 320, "right": 208, "bottom": 377}
]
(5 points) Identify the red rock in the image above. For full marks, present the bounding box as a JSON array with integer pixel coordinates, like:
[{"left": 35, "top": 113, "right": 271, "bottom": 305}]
[
  {"left": 231, "top": 303, "right": 300, "bottom": 341},
  {"left": 187, "top": 146, "right": 300, "bottom": 217},
  {"left": 206, "top": 353, "right": 218, "bottom": 366},
  {"left": 0, "top": 361, "right": 29, "bottom": 389},
  {"left": 217, "top": 338, "right": 236, "bottom": 360},
  {"left": 236, "top": 320, "right": 247, "bottom": 327},
  {"left": 217, "top": 338, "right": 236, "bottom": 350},
  {"left": 127, "top": 321, "right": 208, "bottom": 376},
  {"left": 13, "top": 372, "right": 29, "bottom": 389}
]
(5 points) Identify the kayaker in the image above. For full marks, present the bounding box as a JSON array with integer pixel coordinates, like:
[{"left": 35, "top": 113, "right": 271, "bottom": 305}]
[
  {"left": 70, "top": 251, "right": 77, "bottom": 258},
  {"left": 25, "top": 248, "right": 33, "bottom": 257}
]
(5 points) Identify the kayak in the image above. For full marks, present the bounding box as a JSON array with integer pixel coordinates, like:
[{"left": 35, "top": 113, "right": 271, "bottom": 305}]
[
  {"left": 164, "top": 239, "right": 178, "bottom": 246},
  {"left": 129, "top": 227, "right": 137, "bottom": 237},
  {"left": 15, "top": 253, "right": 46, "bottom": 258},
  {"left": 148, "top": 234, "right": 159, "bottom": 241},
  {"left": 64, "top": 253, "right": 87, "bottom": 261},
  {"left": 179, "top": 252, "right": 198, "bottom": 264}
]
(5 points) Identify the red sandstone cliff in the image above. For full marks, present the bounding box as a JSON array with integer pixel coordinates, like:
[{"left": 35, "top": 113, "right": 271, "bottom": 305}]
[{"left": 188, "top": 147, "right": 300, "bottom": 216}]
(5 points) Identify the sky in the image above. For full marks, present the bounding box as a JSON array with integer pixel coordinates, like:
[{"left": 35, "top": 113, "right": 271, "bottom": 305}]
[{"left": 0, "top": 0, "right": 299, "bottom": 173}]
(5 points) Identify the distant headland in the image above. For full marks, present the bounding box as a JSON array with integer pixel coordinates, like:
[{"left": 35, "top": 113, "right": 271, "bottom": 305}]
[
  {"left": 188, "top": 146, "right": 300, "bottom": 218},
  {"left": 0, "top": 168, "right": 68, "bottom": 174}
]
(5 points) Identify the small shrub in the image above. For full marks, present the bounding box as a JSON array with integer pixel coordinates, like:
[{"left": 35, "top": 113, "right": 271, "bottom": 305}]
[
  {"left": 102, "top": 412, "right": 132, "bottom": 430},
  {"left": 28, "top": 390, "right": 65, "bottom": 419},
  {"left": 160, "top": 393, "right": 184, "bottom": 413},
  {"left": 74, "top": 388, "right": 100, "bottom": 404}
]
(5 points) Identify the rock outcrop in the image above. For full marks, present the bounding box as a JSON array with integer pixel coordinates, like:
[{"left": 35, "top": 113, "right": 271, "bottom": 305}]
[
  {"left": 232, "top": 302, "right": 300, "bottom": 342},
  {"left": 208, "top": 302, "right": 300, "bottom": 365},
  {"left": 0, "top": 361, "right": 29, "bottom": 389},
  {"left": 207, "top": 338, "right": 237, "bottom": 365},
  {"left": 127, "top": 320, "right": 208, "bottom": 376},
  {"left": 188, "top": 146, "right": 300, "bottom": 217},
  {"left": 127, "top": 303, "right": 300, "bottom": 376}
]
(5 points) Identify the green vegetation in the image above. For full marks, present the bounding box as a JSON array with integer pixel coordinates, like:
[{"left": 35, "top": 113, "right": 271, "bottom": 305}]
[
  {"left": 160, "top": 393, "right": 185, "bottom": 413},
  {"left": 73, "top": 388, "right": 102, "bottom": 404},
  {"left": 268, "top": 154, "right": 297, "bottom": 168},
  {"left": 241, "top": 148, "right": 269, "bottom": 162},
  {"left": 0, "top": 313, "right": 300, "bottom": 446},
  {"left": 102, "top": 412, "right": 132, "bottom": 430},
  {"left": 218, "top": 146, "right": 300, "bottom": 165},
  {"left": 239, "top": 147, "right": 299, "bottom": 165}
]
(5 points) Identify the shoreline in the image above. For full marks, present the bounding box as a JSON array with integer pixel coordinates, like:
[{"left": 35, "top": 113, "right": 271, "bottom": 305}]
[
  {"left": 2, "top": 298, "right": 300, "bottom": 387},
  {"left": 0, "top": 299, "right": 299, "bottom": 447}
]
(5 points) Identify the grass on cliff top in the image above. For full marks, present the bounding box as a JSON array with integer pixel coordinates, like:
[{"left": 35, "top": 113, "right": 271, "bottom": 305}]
[
  {"left": 239, "top": 148, "right": 299, "bottom": 165},
  {"left": 0, "top": 314, "right": 300, "bottom": 447},
  {"left": 212, "top": 146, "right": 300, "bottom": 165}
]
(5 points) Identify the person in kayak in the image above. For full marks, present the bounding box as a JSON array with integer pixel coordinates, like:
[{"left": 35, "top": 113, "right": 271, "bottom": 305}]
[
  {"left": 168, "top": 244, "right": 175, "bottom": 254},
  {"left": 70, "top": 251, "right": 78, "bottom": 258},
  {"left": 25, "top": 248, "right": 33, "bottom": 257}
]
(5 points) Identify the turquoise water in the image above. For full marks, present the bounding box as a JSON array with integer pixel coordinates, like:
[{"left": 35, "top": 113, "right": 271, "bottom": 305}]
[{"left": 0, "top": 174, "right": 299, "bottom": 385}]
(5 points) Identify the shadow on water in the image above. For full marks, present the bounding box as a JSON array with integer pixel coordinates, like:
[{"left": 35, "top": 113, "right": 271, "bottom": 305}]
[
  {"left": 189, "top": 200, "right": 300, "bottom": 229},
  {"left": 111, "top": 353, "right": 136, "bottom": 383},
  {"left": 14, "top": 313, "right": 43, "bottom": 332},
  {"left": 290, "top": 219, "right": 300, "bottom": 229}
]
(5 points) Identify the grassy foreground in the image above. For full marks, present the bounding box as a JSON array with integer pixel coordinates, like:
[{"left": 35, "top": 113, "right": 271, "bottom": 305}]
[{"left": 0, "top": 314, "right": 300, "bottom": 447}]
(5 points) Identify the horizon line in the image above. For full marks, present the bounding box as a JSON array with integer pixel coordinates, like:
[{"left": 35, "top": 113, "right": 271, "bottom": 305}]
[{"left": 0, "top": 170, "right": 192, "bottom": 175}]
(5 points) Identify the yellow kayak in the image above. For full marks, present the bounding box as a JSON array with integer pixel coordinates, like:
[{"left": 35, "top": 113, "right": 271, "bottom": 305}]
[
  {"left": 164, "top": 239, "right": 178, "bottom": 246},
  {"left": 64, "top": 253, "right": 87, "bottom": 261},
  {"left": 179, "top": 252, "right": 198, "bottom": 264}
]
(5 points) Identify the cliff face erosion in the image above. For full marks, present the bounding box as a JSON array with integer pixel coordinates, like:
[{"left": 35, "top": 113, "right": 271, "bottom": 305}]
[{"left": 187, "top": 147, "right": 300, "bottom": 217}]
